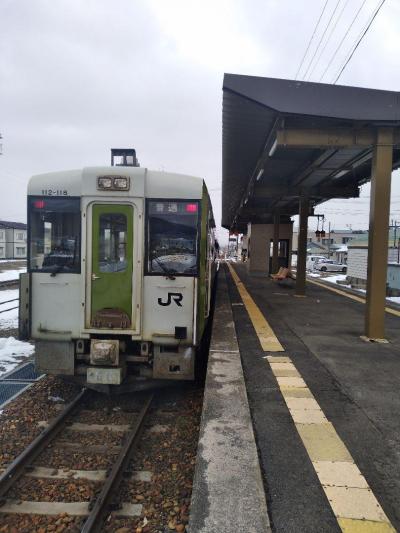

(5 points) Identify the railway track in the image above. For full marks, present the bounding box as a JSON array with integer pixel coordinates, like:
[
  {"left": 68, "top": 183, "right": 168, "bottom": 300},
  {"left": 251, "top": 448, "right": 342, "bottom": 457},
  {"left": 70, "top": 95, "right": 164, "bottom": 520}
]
[
  {"left": 0, "top": 279, "right": 19, "bottom": 290},
  {"left": 0, "top": 388, "right": 154, "bottom": 531}
]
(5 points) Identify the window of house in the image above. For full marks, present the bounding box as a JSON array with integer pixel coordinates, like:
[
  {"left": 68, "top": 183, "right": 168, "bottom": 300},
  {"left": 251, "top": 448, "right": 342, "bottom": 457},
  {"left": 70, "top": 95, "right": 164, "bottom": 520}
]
[{"left": 16, "top": 247, "right": 25, "bottom": 256}]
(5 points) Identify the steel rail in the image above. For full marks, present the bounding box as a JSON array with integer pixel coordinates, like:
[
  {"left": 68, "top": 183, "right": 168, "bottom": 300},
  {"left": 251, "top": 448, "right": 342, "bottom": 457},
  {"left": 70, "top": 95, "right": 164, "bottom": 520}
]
[
  {"left": 0, "top": 306, "right": 18, "bottom": 314},
  {"left": 81, "top": 393, "right": 154, "bottom": 533},
  {"left": 0, "top": 298, "right": 19, "bottom": 305},
  {"left": 0, "top": 280, "right": 19, "bottom": 289},
  {"left": 0, "top": 388, "right": 87, "bottom": 500}
]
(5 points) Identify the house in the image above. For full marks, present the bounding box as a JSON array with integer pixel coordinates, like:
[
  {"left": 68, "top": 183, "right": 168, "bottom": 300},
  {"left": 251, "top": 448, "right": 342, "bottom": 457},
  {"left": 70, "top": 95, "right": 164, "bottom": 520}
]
[
  {"left": 0, "top": 221, "right": 27, "bottom": 259},
  {"left": 347, "top": 230, "right": 400, "bottom": 292},
  {"left": 329, "top": 243, "right": 348, "bottom": 264},
  {"left": 306, "top": 241, "right": 328, "bottom": 255},
  {"left": 292, "top": 228, "right": 367, "bottom": 263}
]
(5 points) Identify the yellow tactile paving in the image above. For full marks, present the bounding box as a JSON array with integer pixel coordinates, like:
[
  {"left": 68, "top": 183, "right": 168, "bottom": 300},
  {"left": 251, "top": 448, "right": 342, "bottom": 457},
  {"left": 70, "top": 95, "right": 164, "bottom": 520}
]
[
  {"left": 226, "top": 265, "right": 395, "bottom": 532},
  {"left": 314, "top": 461, "right": 368, "bottom": 489},
  {"left": 284, "top": 397, "right": 321, "bottom": 411},
  {"left": 290, "top": 409, "right": 328, "bottom": 424},
  {"left": 226, "top": 263, "right": 284, "bottom": 351},
  {"left": 338, "top": 518, "right": 396, "bottom": 532},
  {"left": 268, "top": 361, "right": 297, "bottom": 371},
  {"left": 325, "top": 486, "right": 390, "bottom": 522},
  {"left": 296, "top": 423, "right": 353, "bottom": 462},
  {"left": 275, "top": 359, "right": 392, "bottom": 529},
  {"left": 276, "top": 376, "right": 308, "bottom": 388},
  {"left": 266, "top": 356, "right": 292, "bottom": 363},
  {"left": 270, "top": 368, "right": 301, "bottom": 377},
  {"left": 308, "top": 278, "right": 400, "bottom": 318},
  {"left": 280, "top": 387, "right": 314, "bottom": 398}
]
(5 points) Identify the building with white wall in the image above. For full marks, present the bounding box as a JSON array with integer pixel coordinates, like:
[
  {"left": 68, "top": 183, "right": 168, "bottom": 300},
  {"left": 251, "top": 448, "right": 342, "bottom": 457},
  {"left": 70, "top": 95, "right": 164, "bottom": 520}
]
[
  {"left": 292, "top": 228, "right": 367, "bottom": 251},
  {"left": 0, "top": 221, "right": 27, "bottom": 259},
  {"left": 347, "top": 231, "right": 400, "bottom": 291}
]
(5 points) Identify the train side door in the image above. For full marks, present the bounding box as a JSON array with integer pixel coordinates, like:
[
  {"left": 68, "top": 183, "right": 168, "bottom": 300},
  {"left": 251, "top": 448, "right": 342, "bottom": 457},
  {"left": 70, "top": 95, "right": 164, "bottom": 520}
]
[{"left": 89, "top": 204, "right": 133, "bottom": 329}]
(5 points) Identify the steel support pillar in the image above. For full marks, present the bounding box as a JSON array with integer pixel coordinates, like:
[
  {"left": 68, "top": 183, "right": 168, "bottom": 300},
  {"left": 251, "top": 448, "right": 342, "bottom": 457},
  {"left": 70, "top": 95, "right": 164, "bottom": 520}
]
[
  {"left": 365, "top": 128, "right": 394, "bottom": 340},
  {"left": 296, "top": 197, "right": 309, "bottom": 296},
  {"left": 271, "top": 211, "right": 280, "bottom": 274}
]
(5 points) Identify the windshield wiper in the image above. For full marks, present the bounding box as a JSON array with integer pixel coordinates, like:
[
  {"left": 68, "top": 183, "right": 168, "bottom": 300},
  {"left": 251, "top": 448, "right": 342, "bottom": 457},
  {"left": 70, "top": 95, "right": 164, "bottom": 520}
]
[
  {"left": 154, "top": 257, "right": 177, "bottom": 280},
  {"left": 50, "top": 264, "right": 67, "bottom": 277},
  {"left": 50, "top": 262, "right": 74, "bottom": 277}
]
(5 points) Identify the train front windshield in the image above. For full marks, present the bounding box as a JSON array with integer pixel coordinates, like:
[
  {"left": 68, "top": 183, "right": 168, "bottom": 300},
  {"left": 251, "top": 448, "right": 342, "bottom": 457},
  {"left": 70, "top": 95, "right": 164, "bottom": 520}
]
[
  {"left": 147, "top": 200, "right": 199, "bottom": 275},
  {"left": 28, "top": 197, "right": 81, "bottom": 273}
]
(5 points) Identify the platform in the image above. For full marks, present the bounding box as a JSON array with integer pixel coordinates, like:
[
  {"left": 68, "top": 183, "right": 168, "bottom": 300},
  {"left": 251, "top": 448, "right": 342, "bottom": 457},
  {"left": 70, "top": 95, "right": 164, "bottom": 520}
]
[
  {"left": 189, "top": 268, "right": 271, "bottom": 533},
  {"left": 223, "top": 261, "right": 400, "bottom": 532}
]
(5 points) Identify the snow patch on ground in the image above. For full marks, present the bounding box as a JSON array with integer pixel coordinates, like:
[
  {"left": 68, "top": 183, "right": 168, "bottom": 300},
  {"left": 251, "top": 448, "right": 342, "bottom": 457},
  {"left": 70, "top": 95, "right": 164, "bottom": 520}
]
[
  {"left": 388, "top": 296, "right": 400, "bottom": 304},
  {"left": 0, "top": 268, "right": 26, "bottom": 282},
  {"left": 322, "top": 274, "right": 350, "bottom": 286},
  {"left": 0, "top": 289, "right": 19, "bottom": 304},
  {"left": 0, "top": 337, "right": 34, "bottom": 376},
  {"left": 0, "top": 289, "right": 19, "bottom": 329}
]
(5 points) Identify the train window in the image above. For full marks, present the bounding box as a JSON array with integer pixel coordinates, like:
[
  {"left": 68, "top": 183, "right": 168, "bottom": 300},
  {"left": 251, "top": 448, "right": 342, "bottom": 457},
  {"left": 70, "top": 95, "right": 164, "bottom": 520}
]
[
  {"left": 147, "top": 200, "right": 199, "bottom": 275},
  {"left": 99, "top": 213, "right": 127, "bottom": 272},
  {"left": 28, "top": 197, "right": 81, "bottom": 273}
]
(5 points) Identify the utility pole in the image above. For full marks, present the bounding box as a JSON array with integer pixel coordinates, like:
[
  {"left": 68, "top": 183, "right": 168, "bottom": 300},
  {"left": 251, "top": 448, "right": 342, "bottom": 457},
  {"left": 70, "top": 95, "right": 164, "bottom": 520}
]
[{"left": 328, "top": 221, "right": 331, "bottom": 259}]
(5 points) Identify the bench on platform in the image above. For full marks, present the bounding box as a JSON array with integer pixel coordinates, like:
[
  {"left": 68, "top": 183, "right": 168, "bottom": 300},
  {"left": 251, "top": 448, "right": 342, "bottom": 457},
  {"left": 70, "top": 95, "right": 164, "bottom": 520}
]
[{"left": 270, "top": 267, "right": 294, "bottom": 282}]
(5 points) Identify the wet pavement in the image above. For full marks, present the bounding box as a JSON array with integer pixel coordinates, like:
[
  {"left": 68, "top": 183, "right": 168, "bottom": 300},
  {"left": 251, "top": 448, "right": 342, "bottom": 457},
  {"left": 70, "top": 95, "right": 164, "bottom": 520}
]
[{"left": 226, "top": 262, "right": 400, "bottom": 533}]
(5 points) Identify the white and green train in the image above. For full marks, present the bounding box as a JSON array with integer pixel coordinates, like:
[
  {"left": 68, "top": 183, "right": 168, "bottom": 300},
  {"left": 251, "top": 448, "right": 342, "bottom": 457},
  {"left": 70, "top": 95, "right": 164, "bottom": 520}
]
[{"left": 20, "top": 151, "right": 217, "bottom": 391}]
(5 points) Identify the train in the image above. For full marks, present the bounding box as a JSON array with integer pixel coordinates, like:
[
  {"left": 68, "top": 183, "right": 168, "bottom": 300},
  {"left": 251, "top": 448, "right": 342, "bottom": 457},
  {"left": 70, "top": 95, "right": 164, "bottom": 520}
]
[{"left": 19, "top": 149, "right": 217, "bottom": 391}]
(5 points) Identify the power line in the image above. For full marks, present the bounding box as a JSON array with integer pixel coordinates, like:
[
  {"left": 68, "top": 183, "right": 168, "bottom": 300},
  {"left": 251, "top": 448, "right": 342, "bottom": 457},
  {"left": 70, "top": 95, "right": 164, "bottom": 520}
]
[
  {"left": 302, "top": 0, "right": 342, "bottom": 81},
  {"left": 295, "top": 0, "right": 330, "bottom": 80},
  {"left": 319, "top": 0, "right": 368, "bottom": 82},
  {"left": 306, "top": 0, "right": 350, "bottom": 81},
  {"left": 333, "top": 0, "right": 387, "bottom": 83}
]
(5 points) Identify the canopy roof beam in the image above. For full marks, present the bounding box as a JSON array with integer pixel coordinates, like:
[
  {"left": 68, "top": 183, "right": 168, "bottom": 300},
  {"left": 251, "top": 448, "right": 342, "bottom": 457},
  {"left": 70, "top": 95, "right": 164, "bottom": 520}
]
[
  {"left": 253, "top": 184, "right": 359, "bottom": 199},
  {"left": 276, "top": 127, "right": 400, "bottom": 149}
]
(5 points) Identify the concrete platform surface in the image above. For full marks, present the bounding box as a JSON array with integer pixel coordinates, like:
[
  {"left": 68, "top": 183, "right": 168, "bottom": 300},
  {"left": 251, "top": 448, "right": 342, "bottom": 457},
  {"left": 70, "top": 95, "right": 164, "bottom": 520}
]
[
  {"left": 226, "top": 262, "right": 400, "bottom": 533},
  {"left": 189, "top": 269, "right": 271, "bottom": 533}
]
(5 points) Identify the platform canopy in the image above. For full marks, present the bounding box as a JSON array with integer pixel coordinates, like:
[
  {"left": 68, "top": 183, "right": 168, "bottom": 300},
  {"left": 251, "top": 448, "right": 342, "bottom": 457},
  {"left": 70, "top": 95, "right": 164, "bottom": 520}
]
[{"left": 222, "top": 74, "right": 400, "bottom": 232}]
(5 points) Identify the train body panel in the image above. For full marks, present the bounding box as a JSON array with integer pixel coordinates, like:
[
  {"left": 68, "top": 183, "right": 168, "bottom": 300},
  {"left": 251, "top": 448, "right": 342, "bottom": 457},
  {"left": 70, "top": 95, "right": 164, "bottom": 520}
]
[
  {"left": 23, "top": 164, "right": 216, "bottom": 390},
  {"left": 31, "top": 273, "right": 81, "bottom": 340},
  {"left": 142, "top": 276, "right": 196, "bottom": 343}
]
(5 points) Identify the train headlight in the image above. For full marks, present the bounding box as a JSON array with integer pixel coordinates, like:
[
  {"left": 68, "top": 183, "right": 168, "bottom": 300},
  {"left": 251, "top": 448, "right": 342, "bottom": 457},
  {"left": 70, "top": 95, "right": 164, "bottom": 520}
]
[
  {"left": 97, "top": 176, "right": 130, "bottom": 191},
  {"left": 113, "top": 177, "right": 129, "bottom": 190},
  {"left": 98, "top": 177, "right": 113, "bottom": 189}
]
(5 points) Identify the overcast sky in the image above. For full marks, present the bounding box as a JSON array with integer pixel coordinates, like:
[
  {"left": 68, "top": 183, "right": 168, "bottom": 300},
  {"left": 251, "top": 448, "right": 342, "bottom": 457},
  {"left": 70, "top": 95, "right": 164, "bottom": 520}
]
[{"left": 1, "top": 0, "right": 400, "bottom": 241}]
